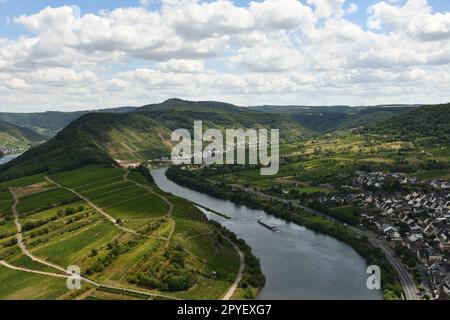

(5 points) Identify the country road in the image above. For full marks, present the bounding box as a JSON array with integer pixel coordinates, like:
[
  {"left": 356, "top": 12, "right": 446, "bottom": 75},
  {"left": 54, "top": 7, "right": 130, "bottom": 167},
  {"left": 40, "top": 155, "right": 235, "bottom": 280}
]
[{"left": 234, "top": 185, "right": 419, "bottom": 300}]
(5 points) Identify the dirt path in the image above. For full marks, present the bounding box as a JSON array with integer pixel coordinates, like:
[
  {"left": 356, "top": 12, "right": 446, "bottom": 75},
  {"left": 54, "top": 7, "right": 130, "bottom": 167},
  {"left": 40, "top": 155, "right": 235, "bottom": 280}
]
[
  {"left": 44, "top": 175, "right": 142, "bottom": 236},
  {"left": 0, "top": 260, "right": 70, "bottom": 279},
  {"left": 222, "top": 236, "right": 245, "bottom": 300},
  {"left": 123, "top": 171, "right": 175, "bottom": 247},
  {"left": 0, "top": 259, "right": 178, "bottom": 300},
  {"left": 10, "top": 187, "right": 67, "bottom": 273}
]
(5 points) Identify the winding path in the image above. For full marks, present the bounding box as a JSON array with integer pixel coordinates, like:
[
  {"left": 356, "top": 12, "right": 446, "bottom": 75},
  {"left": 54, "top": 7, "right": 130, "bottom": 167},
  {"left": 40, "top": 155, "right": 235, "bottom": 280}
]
[
  {"left": 222, "top": 237, "right": 245, "bottom": 300},
  {"left": 10, "top": 187, "right": 67, "bottom": 273}
]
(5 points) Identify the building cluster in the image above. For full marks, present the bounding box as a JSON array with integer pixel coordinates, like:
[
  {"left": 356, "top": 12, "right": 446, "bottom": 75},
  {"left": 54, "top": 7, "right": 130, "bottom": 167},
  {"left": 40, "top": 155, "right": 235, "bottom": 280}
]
[
  {"left": 353, "top": 171, "right": 450, "bottom": 190},
  {"left": 359, "top": 190, "right": 450, "bottom": 299},
  {"left": 311, "top": 171, "right": 450, "bottom": 299},
  {"left": 0, "top": 146, "right": 27, "bottom": 155},
  {"left": 350, "top": 172, "right": 450, "bottom": 299}
]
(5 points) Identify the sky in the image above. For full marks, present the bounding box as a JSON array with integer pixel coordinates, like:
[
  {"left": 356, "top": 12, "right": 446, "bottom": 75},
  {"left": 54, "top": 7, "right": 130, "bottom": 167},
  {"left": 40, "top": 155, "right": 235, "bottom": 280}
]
[{"left": 0, "top": 0, "right": 450, "bottom": 112}]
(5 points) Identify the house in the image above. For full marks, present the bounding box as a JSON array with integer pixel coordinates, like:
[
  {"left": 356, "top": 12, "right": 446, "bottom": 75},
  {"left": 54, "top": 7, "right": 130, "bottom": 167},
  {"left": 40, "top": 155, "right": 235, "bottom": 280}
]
[
  {"left": 424, "top": 224, "right": 438, "bottom": 237},
  {"left": 409, "top": 234, "right": 424, "bottom": 242}
]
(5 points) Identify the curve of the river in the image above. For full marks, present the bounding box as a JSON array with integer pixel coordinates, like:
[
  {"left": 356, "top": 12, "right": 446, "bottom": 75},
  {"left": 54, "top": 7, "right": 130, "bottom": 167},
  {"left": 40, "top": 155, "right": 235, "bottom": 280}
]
[{"left": 151, "top": 168, "right": 382, "bottom": 300}]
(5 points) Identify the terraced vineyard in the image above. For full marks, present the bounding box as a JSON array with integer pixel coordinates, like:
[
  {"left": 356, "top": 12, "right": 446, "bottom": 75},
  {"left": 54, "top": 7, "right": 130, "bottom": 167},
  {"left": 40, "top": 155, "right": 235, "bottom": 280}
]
[{"left": 0, "top": 165, "right": 244, "bottom": 300}]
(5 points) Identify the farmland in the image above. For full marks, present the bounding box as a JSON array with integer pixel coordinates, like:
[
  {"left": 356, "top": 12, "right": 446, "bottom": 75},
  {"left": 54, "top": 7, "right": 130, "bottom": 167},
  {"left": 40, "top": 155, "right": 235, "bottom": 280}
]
[{"left": 0, "top": 165, "right": 246, "bottom": 300}]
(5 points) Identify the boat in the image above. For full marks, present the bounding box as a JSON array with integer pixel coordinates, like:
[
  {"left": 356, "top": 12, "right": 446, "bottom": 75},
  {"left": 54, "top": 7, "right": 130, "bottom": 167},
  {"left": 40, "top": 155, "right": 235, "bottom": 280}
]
[{"left": 258, "top": 219, "right": 279, "bottom": 232}]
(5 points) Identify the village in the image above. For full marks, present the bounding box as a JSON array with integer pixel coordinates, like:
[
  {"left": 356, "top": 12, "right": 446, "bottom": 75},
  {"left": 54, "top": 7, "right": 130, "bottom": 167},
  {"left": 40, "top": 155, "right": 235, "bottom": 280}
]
[
  {"left": 0, "top": 146, "right": 27, "bottom": 155},
  {"left": 312, "top": 171, "right": 450, "bottom": 300}
]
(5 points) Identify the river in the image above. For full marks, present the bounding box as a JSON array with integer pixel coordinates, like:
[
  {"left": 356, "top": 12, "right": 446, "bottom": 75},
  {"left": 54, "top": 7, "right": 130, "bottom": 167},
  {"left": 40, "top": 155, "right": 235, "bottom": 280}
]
[
  {"left": 0, "top": 153, "right": 21, "bottom": 165},
  {"left": 151, "top": 168, "right": 382, "bottom": 300}
]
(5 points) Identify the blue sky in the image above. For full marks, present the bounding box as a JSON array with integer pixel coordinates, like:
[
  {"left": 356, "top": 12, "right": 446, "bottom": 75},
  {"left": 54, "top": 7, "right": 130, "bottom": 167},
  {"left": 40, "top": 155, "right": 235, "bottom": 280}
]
[
  {"left": 0, "top": 0, "right": 450, "bottom": 111},
  {"left": 2, "top": 0, "right": 449, "bottom": 37}
]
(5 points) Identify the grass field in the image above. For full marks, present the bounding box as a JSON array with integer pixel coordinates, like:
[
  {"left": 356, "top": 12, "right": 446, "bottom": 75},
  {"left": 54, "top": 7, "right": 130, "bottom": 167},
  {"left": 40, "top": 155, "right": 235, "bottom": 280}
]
[
  {"left": 17, "top": 188, "right": 79, "bottom": 215},
  {"left": 32, "top": 221, "right": 121, "bottom": 267},
  {"left": 51, "top": 166, "right": 124, "bottom": 188},
  {"left": 0, "top": 174, "right": 46, "bottom": 190},
  {"left": 0, "top": 266, "right": 69, "bottom": 300}
]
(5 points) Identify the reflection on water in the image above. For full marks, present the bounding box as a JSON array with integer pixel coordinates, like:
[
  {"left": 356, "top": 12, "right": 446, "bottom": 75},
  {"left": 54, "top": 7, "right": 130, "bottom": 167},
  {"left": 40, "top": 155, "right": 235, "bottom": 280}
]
[{"left": 151, "top": 168, "right": 381, "bottom": 300}]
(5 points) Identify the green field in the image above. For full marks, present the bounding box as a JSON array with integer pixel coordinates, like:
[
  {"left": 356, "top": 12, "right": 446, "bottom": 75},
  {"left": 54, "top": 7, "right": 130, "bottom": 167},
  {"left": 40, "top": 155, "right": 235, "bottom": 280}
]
[
  {"left": 17, "top": 188, "right": 79, "bottom": 215},
  {"left": 105, "top": 195, "right": 168, "bottom": 219},
  {"left": 0, "top": 266, "right": 69, "bottom": 300},
  {"left": 33, "top": 221, "right": 121, "bottom": 267},
  {"left": 51, "top": 166, "right": 124, "bottom": 188},
  {"left": 0, "top": 173, "right": 46, "bottom": 190}
]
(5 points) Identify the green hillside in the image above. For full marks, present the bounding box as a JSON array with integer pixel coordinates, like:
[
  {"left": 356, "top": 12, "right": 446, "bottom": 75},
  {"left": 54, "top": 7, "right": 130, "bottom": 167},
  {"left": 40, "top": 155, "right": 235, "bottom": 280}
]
[
  {"left": 0, "top": 99, "right": 307, "bottom": 180},
  {"left": 0, "top": 121, "right": 45, "bottom": 150},
  {"left": 0, "top": 107, "right": 137, "bottom": 138},
  {"left": 366, "top": 103, "right": 450, "bottom": 144},
  {"left": 0, "top": 113, "right": 170, "bottom": 180}
]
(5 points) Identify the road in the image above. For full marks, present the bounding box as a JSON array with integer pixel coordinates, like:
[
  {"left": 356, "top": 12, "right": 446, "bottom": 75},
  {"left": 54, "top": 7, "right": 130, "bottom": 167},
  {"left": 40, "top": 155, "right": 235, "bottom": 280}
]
[
  {"left": 222, "top": 237, "right": 245, "bottom": 300},
  {"left": 235, "top": 185, "right": 419, "bottom": 300}
]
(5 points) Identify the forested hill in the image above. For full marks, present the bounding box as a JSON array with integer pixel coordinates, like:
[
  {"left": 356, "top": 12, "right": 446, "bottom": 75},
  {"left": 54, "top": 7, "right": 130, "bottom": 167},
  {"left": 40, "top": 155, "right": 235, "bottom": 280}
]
[{"left": 366, "top": 103, "right": 450, "bottom": 144}]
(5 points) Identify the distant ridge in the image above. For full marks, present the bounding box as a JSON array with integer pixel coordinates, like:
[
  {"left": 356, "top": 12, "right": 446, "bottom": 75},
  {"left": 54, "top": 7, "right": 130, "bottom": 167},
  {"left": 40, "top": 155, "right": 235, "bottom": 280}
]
[{"left": 249, "top": 105, "right": 420, "bottom": 132}]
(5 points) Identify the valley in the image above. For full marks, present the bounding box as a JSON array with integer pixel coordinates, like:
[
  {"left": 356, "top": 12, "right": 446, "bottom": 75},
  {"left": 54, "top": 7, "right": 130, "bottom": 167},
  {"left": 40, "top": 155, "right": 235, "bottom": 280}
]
[{"left": 0, "top": 100, "right": 449, "bottom": 300}]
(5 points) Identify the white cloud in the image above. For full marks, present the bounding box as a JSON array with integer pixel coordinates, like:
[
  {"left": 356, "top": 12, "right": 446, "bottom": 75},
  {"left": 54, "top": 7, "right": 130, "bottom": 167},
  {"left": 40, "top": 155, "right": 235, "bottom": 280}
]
[
  {"left": 4, "top": 78, "right": 28, "bottom": 90},
  {"left": 157, "top": 59, "right": 205, "bottom": 73},
  {"left": 368, "top": 0, "right": 450, "bottom": 41},
  {"left": 307, "top": 0, "right": 346, "bottom": 19},
  {"left": 0, "top": 0, "right": 449, "bottom": 111}
]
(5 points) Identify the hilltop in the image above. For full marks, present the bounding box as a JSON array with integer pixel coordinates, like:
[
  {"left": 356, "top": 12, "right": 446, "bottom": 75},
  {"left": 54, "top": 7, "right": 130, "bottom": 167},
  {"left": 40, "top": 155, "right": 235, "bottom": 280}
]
[{"left": 0, "top": 99, "right": 307, "bottom": 180}]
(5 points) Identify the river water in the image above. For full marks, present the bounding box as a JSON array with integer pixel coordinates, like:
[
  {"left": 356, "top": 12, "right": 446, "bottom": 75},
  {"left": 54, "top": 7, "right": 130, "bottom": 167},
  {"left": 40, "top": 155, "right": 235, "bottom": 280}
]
[
  {"left": 151, "top": 168, "right": 382, "bottom": 300},
  {"left": 0, "top": 153, "right": 21, "bottom": 165}
]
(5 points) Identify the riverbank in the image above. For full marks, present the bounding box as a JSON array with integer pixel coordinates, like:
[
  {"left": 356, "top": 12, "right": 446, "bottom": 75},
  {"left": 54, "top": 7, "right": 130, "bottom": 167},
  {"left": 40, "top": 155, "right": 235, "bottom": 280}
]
[{"left": 165, "top": 167, "right": 403, "bottom": 300}]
